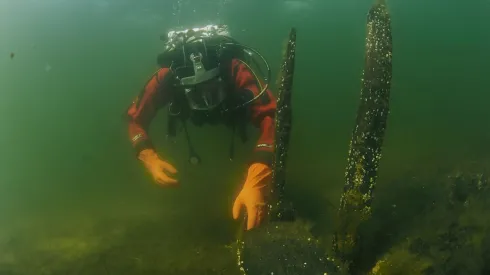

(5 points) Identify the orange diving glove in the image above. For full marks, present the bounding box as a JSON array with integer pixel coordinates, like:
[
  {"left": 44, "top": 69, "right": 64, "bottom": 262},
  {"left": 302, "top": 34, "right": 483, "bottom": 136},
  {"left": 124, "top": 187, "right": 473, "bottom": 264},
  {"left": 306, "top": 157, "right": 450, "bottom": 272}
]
[
  {"left": 232, "top": 163, "right": 272, "bottom": 230},
  {"left": 138, "top": 149, "right": 178, "bottom": 186}
]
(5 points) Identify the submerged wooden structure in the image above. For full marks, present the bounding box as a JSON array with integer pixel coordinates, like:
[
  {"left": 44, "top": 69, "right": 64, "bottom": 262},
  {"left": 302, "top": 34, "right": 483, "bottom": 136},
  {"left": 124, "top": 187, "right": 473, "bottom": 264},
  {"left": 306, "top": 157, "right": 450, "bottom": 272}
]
[{"left": 333, "top": 0, "right": 393, "bottom": 269}]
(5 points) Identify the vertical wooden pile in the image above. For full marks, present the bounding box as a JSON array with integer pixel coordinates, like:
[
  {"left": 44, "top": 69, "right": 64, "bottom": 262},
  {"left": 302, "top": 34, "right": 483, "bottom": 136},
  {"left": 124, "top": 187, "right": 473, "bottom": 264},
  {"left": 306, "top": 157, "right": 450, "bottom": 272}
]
[{"left": 333, "top": 0, "right": 393, "bottom": 269}]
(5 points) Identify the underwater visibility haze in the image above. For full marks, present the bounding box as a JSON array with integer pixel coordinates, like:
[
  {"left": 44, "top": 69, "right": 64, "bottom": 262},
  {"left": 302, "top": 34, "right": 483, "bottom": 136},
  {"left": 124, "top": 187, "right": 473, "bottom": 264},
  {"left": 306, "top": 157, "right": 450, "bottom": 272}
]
[{"left": 0, "top": 0, "right": 490, "bottom": 274}]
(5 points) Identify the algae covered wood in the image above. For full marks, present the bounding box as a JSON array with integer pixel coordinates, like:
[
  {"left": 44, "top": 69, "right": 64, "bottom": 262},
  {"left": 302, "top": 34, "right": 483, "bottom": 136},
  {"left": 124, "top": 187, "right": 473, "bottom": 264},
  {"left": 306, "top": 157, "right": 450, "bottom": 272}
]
[
  {"left": 236, "top": 28, "right": 336, "bottom": 275},
  {"left": 268, "top": 27, "right": 296, "bottom": 221},
  {"left": 334, "top": 0, "right": 393, "bottom": 264}
]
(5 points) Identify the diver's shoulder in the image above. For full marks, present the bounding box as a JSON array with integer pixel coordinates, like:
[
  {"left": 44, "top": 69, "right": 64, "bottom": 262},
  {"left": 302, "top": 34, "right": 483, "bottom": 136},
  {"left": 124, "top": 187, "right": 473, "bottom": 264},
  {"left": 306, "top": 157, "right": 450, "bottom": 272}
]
[{"left": 155, "top": 67, "right": 172, "bottom": 80}]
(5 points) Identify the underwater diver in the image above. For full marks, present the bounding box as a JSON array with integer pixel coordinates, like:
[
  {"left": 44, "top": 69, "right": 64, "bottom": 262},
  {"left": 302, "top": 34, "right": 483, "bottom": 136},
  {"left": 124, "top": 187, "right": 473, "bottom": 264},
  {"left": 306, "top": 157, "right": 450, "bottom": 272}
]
[{"left": 125, "top": 25, "right": 276, "bottom": 230}]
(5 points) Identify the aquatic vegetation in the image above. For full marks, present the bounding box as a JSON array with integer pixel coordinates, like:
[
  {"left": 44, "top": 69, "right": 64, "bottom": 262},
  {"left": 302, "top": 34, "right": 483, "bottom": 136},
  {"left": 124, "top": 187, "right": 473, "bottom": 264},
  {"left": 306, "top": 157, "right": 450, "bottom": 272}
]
[{"left": 361, "top": 163, "right": 490, "bottom": 275}]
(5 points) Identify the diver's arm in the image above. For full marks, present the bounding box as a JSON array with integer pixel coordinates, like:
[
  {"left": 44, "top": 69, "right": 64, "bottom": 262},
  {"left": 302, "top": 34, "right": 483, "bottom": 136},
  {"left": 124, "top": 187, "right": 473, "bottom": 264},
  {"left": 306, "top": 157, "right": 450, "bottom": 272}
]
[
  {"left": 126, "top": 68, "right": 171, "bottom": 156},
  {"left": 127, "top": 68, "right": 178, "bottom": 186},
  {"left": 252, "top": 115, "right": 275, "bottom": 166},
  {"left": 231, "top": 59, "right": 276, "bottom": 230},
  {"left": 231, "top": 59, "right": 277, "bottom": 166}
]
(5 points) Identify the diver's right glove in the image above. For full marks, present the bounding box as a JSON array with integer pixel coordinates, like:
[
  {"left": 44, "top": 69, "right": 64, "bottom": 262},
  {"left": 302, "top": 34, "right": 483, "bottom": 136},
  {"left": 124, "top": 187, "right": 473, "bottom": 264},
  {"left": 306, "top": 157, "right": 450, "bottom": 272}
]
[
  {"left": 138, "top": 149, "right": 178, "bottom": 186},
  {"left": 232, "top": 163, "right": 272, "bottom": 230}
]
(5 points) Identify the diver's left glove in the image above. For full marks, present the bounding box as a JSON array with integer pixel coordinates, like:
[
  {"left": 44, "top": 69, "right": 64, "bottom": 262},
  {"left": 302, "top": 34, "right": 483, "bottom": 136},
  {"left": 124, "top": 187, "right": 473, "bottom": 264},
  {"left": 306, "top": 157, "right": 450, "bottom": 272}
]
[{"left": 232, "top": 163, "right": 272, "bottom": 230}]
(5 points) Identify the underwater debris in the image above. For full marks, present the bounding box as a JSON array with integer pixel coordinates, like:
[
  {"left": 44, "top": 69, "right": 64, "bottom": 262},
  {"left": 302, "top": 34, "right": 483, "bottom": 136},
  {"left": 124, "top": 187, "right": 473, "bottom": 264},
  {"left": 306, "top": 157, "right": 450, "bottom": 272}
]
[
  {"left": 239, "top": 220, "right": 339, "bottom": 275},
  {"left": 236, "top": 28, "right": 340, "bottom": 275},
  {"left": 237, "top": 28, "right": 299, "bottom": 275},
  {"left": 334, "top": 0, "right": 393, "bottom": 268},
  {"left": 268, "top": 27, "right": 297, "bottom": 222},
  {"left": 367, "top": 168, "right": 490, "bottom": 275}
]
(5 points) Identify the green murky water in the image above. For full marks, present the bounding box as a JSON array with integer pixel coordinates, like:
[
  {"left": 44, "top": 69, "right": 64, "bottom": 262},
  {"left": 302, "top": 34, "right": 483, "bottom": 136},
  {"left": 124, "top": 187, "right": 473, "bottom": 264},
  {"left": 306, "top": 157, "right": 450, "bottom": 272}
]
[{"left": 0, "top": 0, "right": 489, "bottom": 274}]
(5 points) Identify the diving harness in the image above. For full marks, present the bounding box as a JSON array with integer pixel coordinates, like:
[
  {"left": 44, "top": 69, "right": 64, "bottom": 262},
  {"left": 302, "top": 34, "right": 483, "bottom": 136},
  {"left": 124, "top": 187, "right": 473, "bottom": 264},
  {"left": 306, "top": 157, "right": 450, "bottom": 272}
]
[{"left": 158, "top": 24, "right": 272, "bottom": 165}]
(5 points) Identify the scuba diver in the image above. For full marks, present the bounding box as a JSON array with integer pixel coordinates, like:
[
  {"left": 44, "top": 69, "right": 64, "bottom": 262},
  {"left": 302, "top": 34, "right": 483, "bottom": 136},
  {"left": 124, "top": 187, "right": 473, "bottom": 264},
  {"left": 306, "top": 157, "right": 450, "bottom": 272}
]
[{"left": 126, "top": 25, "right": 276, "bottom": 230}]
